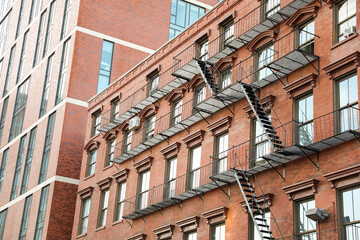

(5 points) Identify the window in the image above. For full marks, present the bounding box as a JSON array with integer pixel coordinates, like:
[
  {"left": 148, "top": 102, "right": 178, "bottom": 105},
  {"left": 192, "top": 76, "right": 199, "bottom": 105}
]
[
  {"left": 336, "top": 73, "right": 358, "bottom": 132},
  {"left": 78, "top": 198, "right": 91, "bottom": 235},
  {"left": 20, "top": 127, "right": 37, "bottom": 194},
  {"left": 335, "top": 0, "right": 356, "bottom": 42},
  {"left": 169, "top": 0, "right": 205, "bottom": 40},
  {"left": 15, "top": 0, "right": 25, "bottom": 39},
  {"left": 3, "top": 44, "right": 16, "bottom": 97},
  {"left": 61, "top": 0, "right": 71, "bottom": 40},
  {"left": 188, "top": 145, "right": 201, "bottom": 189},
  {"left": 97, "top": 189, "right": 109, "bottom": 228},
  {"left": 19, "top": 195, "right": 32, "bottom": 240},
  {"left": 0, "top": 149, "right": 8, "bottom": 196},
  {"left": 0, "top": 11, "right": 11, "bottom": 56},
  {"left": 252, "top": 115, "right": 271, "bottom": 164},
  {"left": 251, "top": 212, "right": 271, "bottom": 240},
  {"left": 295, "top": 198, "right": 316, "bottom": 238},
  {"left": 91, "top": 111, "right": 101, "bottom": 136},
  {"left": 256, "top": 44, "right": 274, "bottom": 81},
  {"left": 114, "top": 181, "right": 126, "bottom": 221},
  {"left": 263, "top": 0, "right": 280, "bottom": 19},
  {"left": 38, "top": 112, "right": 56, "bottom": 183},
  {"left": 43, "top": 1, "right": 56, "bottom": 57},
  {"left": 105, "top": 138, "right": 115, "bottom": 167},
  {"left": 0, "top": 0, "right": 12, "bottom": 20},
  {"left": 34, "top": 185, "right": 49, "bottom": 240},
  {"left": 220, "top": 67, "right": 232, "bottom": 90},
  {"left": 10, "top": 135, "right": 27, "bottom": 201},
  {"left": 214, "top": 132, "right": 228, "bottom": 174},
  {"left": 137, "top": 170, "right": 150, "bottom": 210},
  {"left": 197, "top": 37, "right": 209, "bottom": 61},
  {"left": 9, "top": 78, "right": 29, "bottom": 142},
  {"left": 147, "top": 72, "right": 159, "bottom": 96},
  {"left": 97, "top": 40, "right": 114, "bottom": 93},
  {"left": 339, "top": 186, "right": 360, "bottom": 240},
  {"left": 0, "top": 209, "right": 7, "bottom": 240},
  {"left": 86, "top": 149, "right": 97, "bottom": 177},
  {"left": 211, "top": 223, "right": 225, "bottom": 240},
  {"left": 33, "top": 10, "right": 47, "bottom": 67},
  {"left": 164, "top": 157, "right": 177, "bottom": 199},
  {"left": 221, "top": 19, "right": 234, "bottom": 49},
  {"left": 29, "top": 0, "right": 43, "bottom": 24},
  {"left": 16, "top": 30, "right": 29, "bottom": 83},
  {"left": 111, "top": 99, "right": 120, "bottom": 120},
  {"left": 55, "top": 37, "right": 70, "bottom": 105},
  {"left": 123, "top": 130, "right": 132, "bottom": 153},
  {"left": 0, "top": 97, "right": 8, "bottom": 142},
  {"left": 144, "top": 115, "right": 156, "bottom": 140},
  {"left": 39, "top": 54, "right": 54, "bottom": 118},
  {"left": 297, "top": 20, "right": 315, "bottom": 54},
  {"left": 296, "top": 94, "right": 313, "bottom": 146},
  {"left": 194, "top": 83, "right": 206, "bottom": 106},
  {"left": 171, "top": 98, "right": 182, "bottom": 126},
  {"left": 185, "top": 231, "right": 197, "bottom": 240}
]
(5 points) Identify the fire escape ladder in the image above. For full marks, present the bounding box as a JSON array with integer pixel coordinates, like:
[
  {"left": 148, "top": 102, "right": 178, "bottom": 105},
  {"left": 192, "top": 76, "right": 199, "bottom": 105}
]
[
  {"left": 240, "top": 82, "right": 284, "bottom": 152},
  {"left": 195, "top": 59, "right": 219, "bottom": 96},
  {"left": 234, "top": 169, "right": 274, "bottom": 240}
]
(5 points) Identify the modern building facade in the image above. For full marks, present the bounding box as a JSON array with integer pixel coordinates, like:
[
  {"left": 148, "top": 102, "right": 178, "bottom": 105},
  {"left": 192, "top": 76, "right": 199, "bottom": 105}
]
[
  {"left": 0, "top": 0, "right": 216, "bottom": 239},
  {"left": 73, "top": 0, "right": 360, "bottom": 239}
]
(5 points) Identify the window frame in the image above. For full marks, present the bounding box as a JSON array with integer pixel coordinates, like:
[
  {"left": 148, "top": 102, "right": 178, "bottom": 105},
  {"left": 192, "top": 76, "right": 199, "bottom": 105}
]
[
  {"left": 221, "top": 18, "right": 234, "bottom": 50},
  {"left": 213, "top": 131, "right": 228, "bottom": 175},
  {"left": 147, "top": 71, "right": 160, "bottom": 97},
  {"left": 170, "top": 98, "right": 183, "bottom": 126},
  {"left": 123, "top": 130, "right": 133, "bottom": 153},
  {"left": 144, "top": 114, "right": 156, "bottom": 141},
  {"left": 105, "top": 138, "right": 115, "bottom": 167},
  {"left": 86, "top": 149, "right": 97, "bottom": 177},
  {"left": 114, "top": 181, "right": 126, "bottom": 222},
  {"left": 294, "top": 197, "right": 317, "bottom": 238},
  {"left": 184, "top": 230, "right": 197, "bottom": 240},
  {"left": 111, "top": 99, "right": 120, "bottom": 121},
  {"left": 294, "top": 92, "right": 314, "bottom": 146},
  {"left": 210, "top": 222, "right": 226, "bottom": 240},
  {"left": 296, "top": 19, "right": 315, "bottom": 54},
  {"left": 164, "top": 156, "right": 177, "bottom": 199},
  {"left": 91, "top": 111, "right": 101, "bottom": 137},
  {"left": 78, "top": 197, "right": 91, "bottom": 235},
  {"left": 196, "top": 36, "right": 209, "bottom": 61},
  {"left": 250, "top": 113, "right": 271, "bottom": 166},
  {"left": 97, "top": 188, "right": 109, "bottom": 228},
  {"left": 261, "top": 0, "right": 280, "bottom": 20},
  {"left": 219, "top": 67, "right": 232, "bottom": 90},
  {"left": 254, "top": 43, "right": 274, "bottom": 81},
  {"left": 334, "top": 0, "right": 357, "bottom": 43},
  {"left": 136, "top": 170, "right": 150, "bottom": 210},
  {"left": 187, "top": 144, "right": 202, "bottom": 190},
  {"left": 194, "top": 82, "right": 206, "bottom": 107}
]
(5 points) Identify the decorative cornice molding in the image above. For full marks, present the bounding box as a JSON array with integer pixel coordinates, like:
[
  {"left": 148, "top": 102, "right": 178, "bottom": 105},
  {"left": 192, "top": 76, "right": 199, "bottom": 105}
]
[
  {"left": 217, "top": 9, "right": 237, "bottom": 29},
  {"left": 96, "top": 177, "right": 112, "bottom": 190},
  {"left": 133, "top": 156, "right": 153, "bottom": 173},
  {"left": 246, "top": 30, "right": 277, "bottom": 52},
  {"left": 145, "top": 64, "right": 162, "bottom": 77},
  {"left": 207, "top": 116, "right": 232, "bottom": 136},
  {"left": 283, "top": 74, "right": 317, "bottom": 98},
  {"left": 176, "top": 216, "right": 200, "bottom": 233},
  {"left": 110, "top": 92, "right": 122, "bottom": 103},
  {"left": 286, "top": 5, "right": 319, "bottom": 28},
  {"left": 160, "top": 142, "right": 181, "bottom": 159},
  {"left": 242, "top": 95, "right": 275, "bottom": 118},
  {"left": 323, "top": 164, "right": 360, "bottom": 188},
  {"left": 84, "top": 139, "right": 100, "bottom": 152},
  {"left": 187, "top": 74, "right": 204, "bottom": 91},
  {"left": 212, "top": 55, "right": 237, "bottom": 73},
  {"left": 323, "top": 51, "right": 360, "bottom": 80},
  {"left": 103, "top": 129, "right": 118, "bottom": 141},
  {"left": 117, "top": 120, "right": 129, "bottom": 133},
  {"left": 165, "top": 88, "right": 186, "bottom": 104},
  {"left": 202, "top": 206, "right": 228, "bottom": 224},
  {"left": 182, "top": 130, "right": 205, "bottom": 148},
  {"left": 78, "top": 186, "right": 94, "bottom": 199},
  {"left": 112, "top": 168, "right": 130, "bottom": 183},
  {"left": 323, "top": 0, "right": 336, "bottom": 8},
  {"left": 125, "top": 233, "right": 146, "bottom": 240},
  {"left": 282, "top": 179, "right": 319, "bottom": 200},
  {"left": 138, "top": 103, "right": 159, "bottom": 120},
  {"left": 240, "top": 193, "right": 274, "bottom": 213},
  {"left": 153, "top": 224, "right": 175, "bottom": 240}
]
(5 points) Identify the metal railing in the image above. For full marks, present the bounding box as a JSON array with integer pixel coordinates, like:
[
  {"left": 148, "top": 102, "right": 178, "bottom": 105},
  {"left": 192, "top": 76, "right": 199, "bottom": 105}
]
[{"left": 121, "top": 106, "right": 359, "bottom": 218}]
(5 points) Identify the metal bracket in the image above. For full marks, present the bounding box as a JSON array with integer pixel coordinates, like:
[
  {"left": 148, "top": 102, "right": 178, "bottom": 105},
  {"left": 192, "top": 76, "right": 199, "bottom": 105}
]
[
  {"left": 267, "top": 66, "right": 287, "bottom": 86},
  {"left": 124, "top": 152, "right": 136, "bottom": 162},
  {"left": 210, "top": 176, "right": 231, "bottom": 199},
  {"left": 192, "top": 189, "right": 204, "bottom": 201},
  {"left": 159, "top": 133, "right": 170, "bottom": 144},
  {"left": 123, "top": 218, "right": 133, "bottom": 228},
  {"left": 170, "top": 197, "right": 182, "bottom": 209},
  {"left": 297, "top": 50, "right": 320, "bottom": 74},
  {"left": 349, "top": 130, "right": 360, "bottom": 142},
  {"left": 217, "top": 97, "right": 234, "bottom": 116},
  {"left": 142, "top": 142, "right": 153, "bottom": 154},
  {"left": 263, "top": 157, "right": 286, "bottom": 181},
  {"left": 171, "top": 73, "right": 191, "bottom": 82},
  {"left": 134, "top": 211, "right": 146, "bottom": 222},
  {"left": 296, "top": 144, "right": 319, "bottom": 170},
  {"left": 152, "top": 205, "right": 163, "bottom": 216},
  {"left": 194, "top": 108, "right": 210, "bottom": 125},
  {"left": 179, "top": 123, "right": 190, "bottom": 133}
]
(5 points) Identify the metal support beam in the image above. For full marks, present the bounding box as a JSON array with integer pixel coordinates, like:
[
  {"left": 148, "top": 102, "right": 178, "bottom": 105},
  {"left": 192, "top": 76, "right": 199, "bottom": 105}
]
[
  {"left": 170, "top": 197, "right": 182, "bottom": 209},
  {"left": 263, "top": 158, "right": 286, "bottom": 181},
  {"left": 297, "top": 145, "right": 319, "bottom": 170},
  {"left": 267, "top": 66, "right": 287, "bottom": 86},
  {"left": 134, "top": 211, "right": 146, "bottom": 222},
  {"left": 210, "top": 176, "right": 231, "bottom": 199},
  {"left": 297, "top": 50, "right": 320, "bottom": 74},
  {"left": 123, "top": 218, "right": 133, "bottom": 228},
  {"left": 179, "top": 123, "right": 190, "bottom": 133},
  {"left": 194, "top": 108, "right": 210, "bottom": 125},
  {"left": 152, "top": 205, "right": 163, "bottom": 216},
  {"left": 142, "top": 142, "right": 153, "bottom": 154},
  {"left": 349, "top": 130, "right": 360, "bottom": 142},
  {"left": 192, "top": 189, "right": 204, "bottom": 201},
  {"left": 171, "top": 73, "right": 192, "bottom": 82},
  {"left": 159, "top": 133, "right": 170, "bottom": 144}
]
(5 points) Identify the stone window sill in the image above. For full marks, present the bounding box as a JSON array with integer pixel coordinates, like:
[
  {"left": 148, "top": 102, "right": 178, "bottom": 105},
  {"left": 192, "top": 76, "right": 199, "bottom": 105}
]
[
  {"left": 84, "top": 174, "right": 95, "bottom": 181},
  {"left": 112, "top": 219, "right": 123, "bottom": 226},
  {"left": 95, "top": 226, "right": 106, "bottom": 232},
  {"left": 76, "top": 233, "right": 87, "bottom": 239},
  {"left": 331, "top": 33, "right": 358, "bottom": 50}
]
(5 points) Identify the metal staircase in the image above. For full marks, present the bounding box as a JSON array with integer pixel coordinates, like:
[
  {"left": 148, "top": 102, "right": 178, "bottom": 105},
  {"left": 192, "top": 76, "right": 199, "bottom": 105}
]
[
  {"left": 234, "top": 169, "right": 274, "bottom": 240},
  {"left": 240, "top": 82, "right": 283, "bottom": 151},
  {"left": 195, "top": 59, "right": 219, "bottom": 96}
]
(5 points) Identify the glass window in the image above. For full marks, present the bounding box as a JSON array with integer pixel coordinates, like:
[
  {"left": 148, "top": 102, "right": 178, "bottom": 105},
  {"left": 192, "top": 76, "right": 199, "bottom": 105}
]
[
  {"left": 296, "top": 94, "right": 313, "bottom": 146},
  {"left": 137, "top": 170, "right": 150, "bottom": 210},
  {"left": 185, "top": 231, "right": 197, "bottom": 240},
  {"left": 43, "top": 1, "right": 56, "bottom": 57},
  {"left": 105, "top": 138, "right": 115, "bottom": 167},
  {"left": 10, "top": 135, "right": 27, "bottom": 201},
  {"left": 295, "top": 198, "right": 316, "bottom": 238},
  {"left": 33, "top": 10, "right": 47, "bottom": 67},
  {"left": 111, "top": 99, "right": 120, "bottom": 120},
  {"left": 0, "top": 209, "right": 7, "bottom": 240},
  {"left": 29, "top": 0, "right": 43, "bottom": 23},
  {"left": 144, "top": 115, "right": 156, "bottom": 140},
  {"left": 34, "top": 185, "right": 50, "bottom": 240},
  {"left": 0, "top": 11, "right": 11, "bottom": 56},
  {"left": 9, "top": 78, "right": 29, "bottom": 142},
  {"left": 164, "top": 157, "right": 177, "bottom": 199},
  {"left": 97, "top": 40, "right": 114, "bottom": 93},
  {"left": 189, "top": 145, "right": 201, "bottom": 189},
  {"left": 257, "top": 44, "right": 274, "bottom": 81},
  {"left": 220, "top": 67, "right": 232, "bottom": 90},
  {"left": 98, "top": 189, "right": 109, "bottom": 227},
  {"left": 19, "top": 195, "right": 32, "bottom": 240},
  {"left": 252, "top": 114, "right": 271, "bottom": 164},
  {"left": 264, "top": 0, "right": 280, "bottom": 18},
  {"left": 92, "top": 111, "right": 101, "bottom": 136},
  {"left": 340, "top": 186, "right": 360, "bottom": 240},
  {"left": 222, "top": 20, "right": 234, "bottom": 48},
  {"left": 15, "top": 0, "right": 25, "bottom": 39},
  {"left": 337, "top": 74, "right": 358, "bottom": 132},
  {"left": 336, "top": 0, "right": 356, "bottom": 42},
  {"left": 171, "top": 99, "right": 182, "bottom": 126},
  {"left": 0, "top": 149, "right": 8, "bottom": 196},
  {"left": 298, "top": 20, "right": 315, "bottom": 54},
  {"left": 194, "top": 83, "right": 206, "bottom": 105},
  {"left": 3, "top": 44, "right": 16, "bottom": 97},
  {"left": 114, "top": 182, "right": 126, "bottom": 221},
  {"left": 20, "top": 127, "right": 37, "bottom": 194},
  {"left": 0, "top": 97, "right": 9, "bottom": 142},
  {"left": 123, "top": 130, "right": 132, "bottom": 153},
  {"left": 38, "top": 112, "right": 56, "bottom": 184},
  {"left": 197, "top": 37, "right": 209, "bottom": 61},
  {"left": 211, "top": 223, "right": 225, "bottom": 240},
  {"left": 78, "top": 198, "right": 91, "bottom": 235},
  {"left": 214, "top": 132, "right": 228, "bottom": 174},
  {"left": 86, "top": 149, "right": 97, "bottom": 177},
  {"left": 16, "top": 30, "right": 29, "bottom": 83},
  {"left": 61, "top": 0, "right": 71, "bottom": 39},
  {"left": 39, "top": 54, "right": 54, "bottom": 118},
  {"left": 55, "top": 37, "right": 71, "bottom": 105},
  {"left": 148, "top": 72, "right": 159, "bottom": 96}
]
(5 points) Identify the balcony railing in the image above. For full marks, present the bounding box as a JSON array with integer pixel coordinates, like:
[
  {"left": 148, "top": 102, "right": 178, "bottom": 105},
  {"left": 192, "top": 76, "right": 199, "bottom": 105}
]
[{"left": 122, "top": 106, "right": 359, "bottom": 220}]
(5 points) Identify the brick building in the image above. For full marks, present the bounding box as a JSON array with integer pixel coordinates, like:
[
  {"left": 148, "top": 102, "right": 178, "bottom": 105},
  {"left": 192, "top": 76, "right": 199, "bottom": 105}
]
[
  {"left": 73, "top": 0, "right": 360, "bottom": 240},
  {"left": 0, "top": 0, "right": 217, "bottom": 239}
]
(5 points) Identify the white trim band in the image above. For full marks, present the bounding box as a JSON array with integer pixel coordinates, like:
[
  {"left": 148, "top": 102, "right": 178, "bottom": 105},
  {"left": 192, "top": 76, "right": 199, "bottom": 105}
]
[{"left": 184, "top": 0, "right": 214, "bottom": 9}]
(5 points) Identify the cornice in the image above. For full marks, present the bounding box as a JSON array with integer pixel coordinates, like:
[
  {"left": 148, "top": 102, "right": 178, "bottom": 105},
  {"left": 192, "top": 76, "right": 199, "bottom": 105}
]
[
  {"left": 103, "top": 129, "right": 118, "bottom": 141},
  {"left": 125, "top": 233, "right": 146, "bottom": 240},
  {"left": 160, "top": 142, "right": 181, "bottom": 159},
  {"left": 182, "top": 130, "right": 205, "bottom": 148},
  {"left": 96, "top": 177, "right": 112, "bottom": 190},
  {"left": 212, "top": 55, "right": 237, "bottom": 73},
  {"left": 323, "top": 164, "right": 360, "bottom": 188},
  {"left": 282, "top": 179, "right": 319, "bottom": 200},
  {"left": 153, "top": 224, "right": 175, "bottom": 240},
  {"left": 176, "top": 216, "right": 200, "bottom": 233},
  {"left": 133, "top": 156, "right": 153, "bottom": 173},
  {"left": 165, "top": 88, "right": 186, "bottom": 104},
  {"left": 285, "top": 5, "right": 319, "bottom": 28},
  {"left": 207, "top": 116, "right": 232, "bottom": 136},
  {"left": 138, "top": 103, "right": 159, "bottom": 120},
  {"left": 112, "top": 168, "right": 130, "bottom": 182},
  {"left": 187, "top": 74, "right": 204, "bottom": 91},
  {"left": 202, "top": 206, "right": 228, "bottom": 224},
  {"left": 283, "top": 74, "right": 317, "bottom": 98},
  {"left": 246, "top": 30, "right": 277, "bottom": 52},
  {"left": 323, "top": 51, "right": 360, "bottom": 80},
  {"left": 78, "top": 186, "right": 94, "bottom": 199},
  {"left": 84, "top": 139, "right": 100, "bottom": 152}
]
